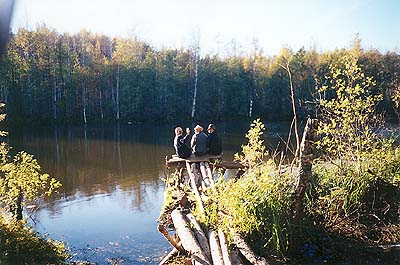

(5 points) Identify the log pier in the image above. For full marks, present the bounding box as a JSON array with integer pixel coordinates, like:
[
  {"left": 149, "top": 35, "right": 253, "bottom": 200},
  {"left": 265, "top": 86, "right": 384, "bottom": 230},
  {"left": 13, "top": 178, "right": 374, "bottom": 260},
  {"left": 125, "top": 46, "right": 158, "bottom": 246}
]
[{"left": 158, "top": 155, "right": 268, "bottom": 265}]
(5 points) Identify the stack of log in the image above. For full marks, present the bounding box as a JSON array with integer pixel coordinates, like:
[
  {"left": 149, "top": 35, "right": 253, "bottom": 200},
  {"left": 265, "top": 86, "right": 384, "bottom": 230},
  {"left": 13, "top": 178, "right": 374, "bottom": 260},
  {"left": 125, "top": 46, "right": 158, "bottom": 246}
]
[{"left": 158, "top": 158, "right": 268, "bottom": 265}]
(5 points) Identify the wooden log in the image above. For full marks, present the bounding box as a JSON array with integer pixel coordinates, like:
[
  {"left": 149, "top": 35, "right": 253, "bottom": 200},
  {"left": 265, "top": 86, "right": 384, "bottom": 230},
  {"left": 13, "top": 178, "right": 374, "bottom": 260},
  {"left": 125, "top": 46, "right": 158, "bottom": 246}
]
[
  {"left": 171, "top": 209, "right": 211, "bottom": 265},
  {"left": 200, "top": 162, "right": 211, "bottom": 187},
  {"left": 166, "top": 154, "right": 223, "bottom": 168},
  {"left": 159, "top": 247, "right": 179, "bottom": 265},
  {"left": 232, "top": 233, "right": 269, "bottom": 265},
  {"left": 201, "top": 180, "right": 207, "bottom": 192},
  {"left": 157, "top": 223, "right": 185, "bottom": 253},
  {"left": 208, "top": 230, "right": 224, "bottom": 265},
  {"left": 182, "top": 169, "right": 190, "bottom": 186},
  {"left": 218, "top": 229, "right": 232, "bottom": 265},
  {"left": 186, "top": 213, "right": 212, "bottom": 262},
  {"left": 204, "top": 162, "right": 215, "bottom": 187},
  {"left": 186, "top": 162, "right": 205, "bottom": 213}
]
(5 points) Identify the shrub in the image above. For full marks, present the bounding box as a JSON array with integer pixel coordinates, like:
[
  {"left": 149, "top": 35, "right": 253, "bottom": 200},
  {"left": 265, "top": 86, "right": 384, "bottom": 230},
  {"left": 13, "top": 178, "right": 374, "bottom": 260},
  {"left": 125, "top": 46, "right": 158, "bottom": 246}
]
[{"left": 0, "top": 216, "right": 68, "bottom": 264}]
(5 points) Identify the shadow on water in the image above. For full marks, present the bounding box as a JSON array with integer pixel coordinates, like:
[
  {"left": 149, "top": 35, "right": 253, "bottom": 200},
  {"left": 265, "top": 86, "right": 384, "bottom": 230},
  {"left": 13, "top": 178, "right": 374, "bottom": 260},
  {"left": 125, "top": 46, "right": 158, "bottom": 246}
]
[{"left": 7, "top": 121, "right": 293, "bottom": 264}]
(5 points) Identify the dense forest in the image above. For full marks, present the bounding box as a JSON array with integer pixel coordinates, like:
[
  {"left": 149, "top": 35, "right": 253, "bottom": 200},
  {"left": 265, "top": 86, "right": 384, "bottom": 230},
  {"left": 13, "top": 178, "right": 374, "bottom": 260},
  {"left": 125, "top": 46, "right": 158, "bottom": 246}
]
[{"left": 1, "top": 26, "right": 400, "bottom": 124}]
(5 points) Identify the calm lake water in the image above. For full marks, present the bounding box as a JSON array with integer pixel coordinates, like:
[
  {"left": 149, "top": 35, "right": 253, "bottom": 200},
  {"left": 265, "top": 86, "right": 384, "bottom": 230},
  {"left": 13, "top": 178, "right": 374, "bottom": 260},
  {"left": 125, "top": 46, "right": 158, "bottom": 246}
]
[{"left": 9, "top": 121, "right": 290, "bottom": 264}]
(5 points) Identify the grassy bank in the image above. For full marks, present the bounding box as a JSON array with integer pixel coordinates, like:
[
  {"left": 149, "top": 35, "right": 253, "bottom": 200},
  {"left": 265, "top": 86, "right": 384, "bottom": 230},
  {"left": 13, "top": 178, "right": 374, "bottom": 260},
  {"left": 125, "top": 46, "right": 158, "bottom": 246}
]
[
  {"left": 0, "top": 214, "right": 68, "bottom": 264},
  {"left": 195, "top": 137, "right": 400, "bottom": 263}
]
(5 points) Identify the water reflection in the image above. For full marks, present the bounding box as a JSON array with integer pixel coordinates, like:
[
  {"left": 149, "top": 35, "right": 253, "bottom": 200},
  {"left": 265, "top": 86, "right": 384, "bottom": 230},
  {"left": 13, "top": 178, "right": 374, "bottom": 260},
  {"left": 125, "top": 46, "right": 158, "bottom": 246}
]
[{"left": 12, "top": 124, "right": 174, "bottom": 213}]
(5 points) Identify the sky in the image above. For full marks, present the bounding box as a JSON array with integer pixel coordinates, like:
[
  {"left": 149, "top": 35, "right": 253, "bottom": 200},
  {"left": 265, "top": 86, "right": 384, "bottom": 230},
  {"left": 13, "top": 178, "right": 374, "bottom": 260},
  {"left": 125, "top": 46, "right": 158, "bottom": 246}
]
[{"left": 10, "top": 0, "right": 400, "bottom": 56}]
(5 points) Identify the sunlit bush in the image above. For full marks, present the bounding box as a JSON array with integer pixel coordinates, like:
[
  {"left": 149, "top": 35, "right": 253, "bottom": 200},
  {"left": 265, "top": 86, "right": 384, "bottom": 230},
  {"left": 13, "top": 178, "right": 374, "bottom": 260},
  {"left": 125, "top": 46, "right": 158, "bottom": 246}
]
[{"left": 0, "top": 215, "right": 68, "bottom": 264}]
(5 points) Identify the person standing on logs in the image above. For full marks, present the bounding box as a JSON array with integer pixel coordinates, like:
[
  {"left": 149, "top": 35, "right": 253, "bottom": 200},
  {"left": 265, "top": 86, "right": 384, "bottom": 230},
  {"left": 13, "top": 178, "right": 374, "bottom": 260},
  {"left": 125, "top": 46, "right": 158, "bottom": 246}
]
[
  {"left": 191, "top": 125, "right": 208, "bottom": 156},
  {"left": 174, "top": 127, "right": 191, "bottom": 158},
  {"left": 206, "top": 123, "right": 222, "bottom": 155}
]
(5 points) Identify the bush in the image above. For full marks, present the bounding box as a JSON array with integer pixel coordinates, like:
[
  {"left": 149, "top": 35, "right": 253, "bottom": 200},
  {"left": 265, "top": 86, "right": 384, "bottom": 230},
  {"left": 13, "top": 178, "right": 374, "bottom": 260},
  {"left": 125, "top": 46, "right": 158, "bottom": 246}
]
[
  {"left": 202, "top": 160, "right": 294, "bottom": 256},
  {"left": 307, "top": 147, "right": 400, "bottom": 243},
  {"left": 0, "top": 216, "right": 68, "bottom": 264}
]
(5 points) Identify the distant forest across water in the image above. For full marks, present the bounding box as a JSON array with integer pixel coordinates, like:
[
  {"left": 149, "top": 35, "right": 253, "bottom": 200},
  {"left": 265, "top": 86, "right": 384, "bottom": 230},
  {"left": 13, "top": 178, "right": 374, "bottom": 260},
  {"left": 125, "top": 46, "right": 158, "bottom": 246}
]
[{"left": 1, "top": 26, "right": 400, "bottom": 125}]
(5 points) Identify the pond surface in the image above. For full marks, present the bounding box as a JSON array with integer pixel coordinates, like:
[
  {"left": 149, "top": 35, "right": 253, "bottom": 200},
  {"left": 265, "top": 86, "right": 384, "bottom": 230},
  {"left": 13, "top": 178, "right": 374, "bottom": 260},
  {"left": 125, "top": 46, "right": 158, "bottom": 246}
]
[{"left": 9, "top": 121, "right": 291, "bottom": 264}]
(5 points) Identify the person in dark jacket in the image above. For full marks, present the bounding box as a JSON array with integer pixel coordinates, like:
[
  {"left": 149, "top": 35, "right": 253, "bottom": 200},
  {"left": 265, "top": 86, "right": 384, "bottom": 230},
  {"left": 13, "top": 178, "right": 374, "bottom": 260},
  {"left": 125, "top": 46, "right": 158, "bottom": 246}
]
[
  {"left": 174, "top": 126, "right": 191, "bottom": 158},
  {"left": 206, "top": 123, "right": 222, "bottom": 155},
  {"left": 191, "top": 125, "right": 208, "bottom": 156}
]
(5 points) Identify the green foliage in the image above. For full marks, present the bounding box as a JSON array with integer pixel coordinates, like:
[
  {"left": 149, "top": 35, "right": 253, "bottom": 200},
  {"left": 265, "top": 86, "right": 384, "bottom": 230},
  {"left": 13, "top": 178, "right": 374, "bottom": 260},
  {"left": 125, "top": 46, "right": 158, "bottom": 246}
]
[
  {"left": 317, "top": 54, "right": 383, "bottom": 161},
  {"left": 0, "top": 215, "right": 68, "bottom": 264},
  {"left": 202, "top": 161, "right": 293, "bottom": 255},
  {"left": 234, "top": 119, "right": 267, "bottom": 169},
  {"left": 0, "top": 143, "right": 62, "bottom": 219},
  {"left": 2, "top": 26, "right": 400, "bottom": 124},
  {"left": 308, "top": 146, "right": 400, "bottom": 243},
  {"left": 309, "top": 54, "right": 400, "bottom": 244}
]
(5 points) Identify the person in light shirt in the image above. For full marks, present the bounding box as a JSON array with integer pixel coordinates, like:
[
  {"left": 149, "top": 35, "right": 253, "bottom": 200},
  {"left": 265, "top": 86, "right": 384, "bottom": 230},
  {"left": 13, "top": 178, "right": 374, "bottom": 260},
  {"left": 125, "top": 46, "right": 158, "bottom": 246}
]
[{"left": 190, "top": 125, "right": 208, "bottom": 156}]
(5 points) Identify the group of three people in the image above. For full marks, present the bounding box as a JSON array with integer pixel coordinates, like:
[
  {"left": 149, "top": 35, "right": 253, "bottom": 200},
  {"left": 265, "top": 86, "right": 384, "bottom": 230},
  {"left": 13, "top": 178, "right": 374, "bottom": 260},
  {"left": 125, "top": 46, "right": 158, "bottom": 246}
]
[{"left": 174, "top": 124, "right": 222, "bottom": 159}]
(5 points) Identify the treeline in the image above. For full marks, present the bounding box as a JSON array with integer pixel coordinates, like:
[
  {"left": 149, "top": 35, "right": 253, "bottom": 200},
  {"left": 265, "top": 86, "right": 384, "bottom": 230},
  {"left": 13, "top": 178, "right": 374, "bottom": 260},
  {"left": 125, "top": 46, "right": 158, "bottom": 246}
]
[{"left": 0, "top": 26, "right": 400, "bottom": 124}]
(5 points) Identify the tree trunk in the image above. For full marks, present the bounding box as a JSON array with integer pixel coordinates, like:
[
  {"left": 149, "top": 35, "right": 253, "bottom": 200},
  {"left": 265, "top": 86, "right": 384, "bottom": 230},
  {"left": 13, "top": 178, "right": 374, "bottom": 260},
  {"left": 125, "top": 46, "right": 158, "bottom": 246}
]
[
  {"left": 99, "top": 77, "right": 104, "bottom": 120},
  {"left": 83, "top": 82, "right": 87, "bottom": 124},
  {"left": 286, "top": 64, "right": 300, "bottom": 165},
  {"left": 191, "top": 56, "right": 198, "bottom": 119},
  {"left": 116, "top": 63, "right": 120, "bottom": 121},
  {"left": 291, "top": 118, "right": 318, "bottom": 221},
  {"left": 53, "top": 74, "right": 57, "bottom": 120},
  {"left": 16, "top": 190, "right": 23, "bottom": 220}
]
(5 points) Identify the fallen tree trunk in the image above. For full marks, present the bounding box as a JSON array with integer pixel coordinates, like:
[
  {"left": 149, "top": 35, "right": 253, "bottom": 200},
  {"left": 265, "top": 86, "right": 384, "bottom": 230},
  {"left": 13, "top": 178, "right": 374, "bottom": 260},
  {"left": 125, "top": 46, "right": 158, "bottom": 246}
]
[
  {"left": 186, "top": 162, "right": 205, "bottom": 213},
  {"left": 186, "top": 213, "right": 212, "bottom": 262},
  {"left": 171, "top": 209, "right": 211, "bottom": 265},
  {"left": 218, "top": 229, "right": 232, "bottom": 265},
  {"left": 232, "top": 233, "right": 269, "bottom": 265},
  {"left": 204, "top": 162, "right": 215, "bottom": 186},
  {"left": 200, "top": 162, "right": 211, "bottom": 187},
  {"left": 208, "top": 230, "right": 224, "bottom": 265}
]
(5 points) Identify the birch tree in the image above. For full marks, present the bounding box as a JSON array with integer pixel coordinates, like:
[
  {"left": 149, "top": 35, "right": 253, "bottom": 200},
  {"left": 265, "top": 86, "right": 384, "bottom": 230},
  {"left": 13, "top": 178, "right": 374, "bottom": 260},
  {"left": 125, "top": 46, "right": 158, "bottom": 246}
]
[{"left": 190, "top": 32, "right": 200, "bottom": 119}]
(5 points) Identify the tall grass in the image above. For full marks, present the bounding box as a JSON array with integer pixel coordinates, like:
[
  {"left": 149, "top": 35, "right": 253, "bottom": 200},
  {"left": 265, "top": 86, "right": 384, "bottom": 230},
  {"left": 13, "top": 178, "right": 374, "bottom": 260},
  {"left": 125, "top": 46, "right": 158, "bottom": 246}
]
[{"left": 201, "top": 160, "right": 294, "bottom": 255}]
